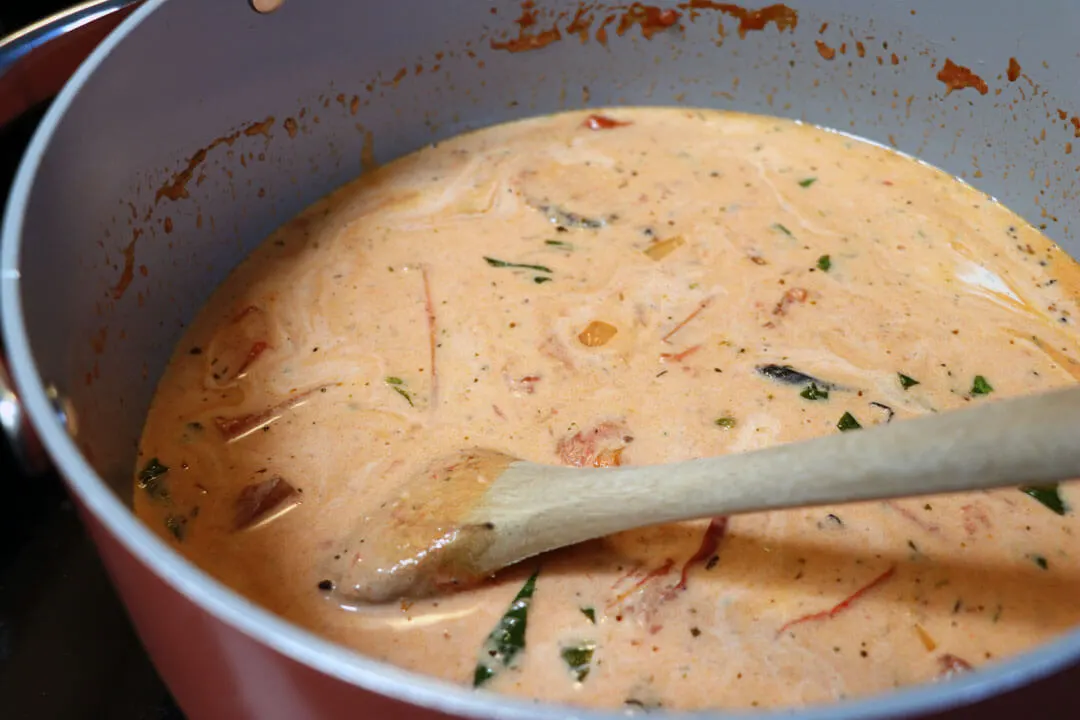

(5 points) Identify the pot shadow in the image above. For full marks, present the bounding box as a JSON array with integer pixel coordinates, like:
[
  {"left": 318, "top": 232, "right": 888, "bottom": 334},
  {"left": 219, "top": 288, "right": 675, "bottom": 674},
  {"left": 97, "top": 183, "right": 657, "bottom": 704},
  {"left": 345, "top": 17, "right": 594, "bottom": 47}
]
[{"left": 536, "top": 521, "right": 1080, "bottom": 637}]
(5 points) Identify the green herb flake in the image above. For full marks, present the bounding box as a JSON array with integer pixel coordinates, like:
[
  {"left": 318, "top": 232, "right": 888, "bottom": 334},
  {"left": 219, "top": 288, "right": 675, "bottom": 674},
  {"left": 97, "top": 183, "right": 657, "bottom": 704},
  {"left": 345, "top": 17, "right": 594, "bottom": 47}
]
[
  {"left": 898, "top": 373, "right": 920, "bottom": 389},
  {"left": 384, "top": 377, "right": 414, "bottom": 407},
  {"left": 534, "top": 276, "right": 553, "bottom": 284},
  {"left": 473, "top": 570, "right": 539, "bottom": 687},
  {"left": 164, "top": 514, "right": 187, "bottom": 542},
  {"left": 773, "top": 222, "right": 793, "bottom": 236},
  {"left": 714, "top": 416, "right": 737, "bottom": 429},
  {"left": 560, "top": 641, "right": 596, "bottom": 682},
  {"left": 971, "top": 375, "right": 993, "bottom": 396},
  {"left": 799, "top": 177, "right": 818, "bottom": 188},
  {"left": 483, "top": 256, "right": 553, "bottom": 273},
  {"left": 1032, "top": 555, "right": 1049, "bottom": 570},
  {"left": 581, "top": 607, "right": 596, "bottom": 624},
  {"left": 1021, "top": 484, "right": 1068, "bottom": 515},
  {"left": 817, "top": 254, "right": 832, "bottom": 272},
  {"left": 837, "top": 412, "right": 862, "bottom": 431},
  {"left": 545, "top": 239, "right": 573, "bottom": 248},
  {"left": 137, "top": 458, "right": 170, "bottom": 501},
  {"left": 800, "top": 382, "right": 829, "bottom": 401}
]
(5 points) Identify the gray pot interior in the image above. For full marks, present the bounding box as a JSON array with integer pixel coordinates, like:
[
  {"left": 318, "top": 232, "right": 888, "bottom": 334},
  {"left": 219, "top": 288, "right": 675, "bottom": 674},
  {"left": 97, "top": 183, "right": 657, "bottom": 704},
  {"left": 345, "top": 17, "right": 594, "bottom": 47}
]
[
  {"left": 14, "top": 0, "right": 1080, "bottom": 496},
  {"left": 7, "top": 0, "right": 1080, "bottom": 716}
]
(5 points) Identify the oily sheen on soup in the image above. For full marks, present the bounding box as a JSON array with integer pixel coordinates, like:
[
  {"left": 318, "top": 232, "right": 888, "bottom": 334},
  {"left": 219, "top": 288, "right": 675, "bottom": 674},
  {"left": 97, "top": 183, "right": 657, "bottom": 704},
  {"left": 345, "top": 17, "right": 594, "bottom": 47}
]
[{"left": 135, "top": 109, "right": 1080, "bottom": 711}]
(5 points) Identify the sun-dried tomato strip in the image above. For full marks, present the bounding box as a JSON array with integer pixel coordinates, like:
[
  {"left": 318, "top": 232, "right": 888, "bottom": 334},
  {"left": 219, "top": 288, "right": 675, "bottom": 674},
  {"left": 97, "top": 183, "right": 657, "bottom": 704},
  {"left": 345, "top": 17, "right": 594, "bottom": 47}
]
[
  {"left": 675, "top": 517, "right": 727, "bottom": 590},
  {"left": 584, "top": 114, "right": 631, "bottom": 130}
]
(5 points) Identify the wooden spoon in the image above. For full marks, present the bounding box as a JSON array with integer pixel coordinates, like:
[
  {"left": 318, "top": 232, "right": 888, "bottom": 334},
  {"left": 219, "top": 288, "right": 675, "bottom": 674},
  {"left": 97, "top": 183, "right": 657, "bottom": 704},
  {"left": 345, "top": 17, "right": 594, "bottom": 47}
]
[{"left": 335, "top": 385, "right": 1080, "bottom": 604}]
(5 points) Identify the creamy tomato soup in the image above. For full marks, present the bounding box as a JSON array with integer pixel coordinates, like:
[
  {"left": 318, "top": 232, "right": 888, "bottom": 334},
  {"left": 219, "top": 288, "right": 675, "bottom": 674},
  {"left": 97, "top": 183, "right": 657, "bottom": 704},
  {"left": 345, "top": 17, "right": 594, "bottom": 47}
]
[{"left": 135, "top": 108, "right": 1080, "bottom": 711}]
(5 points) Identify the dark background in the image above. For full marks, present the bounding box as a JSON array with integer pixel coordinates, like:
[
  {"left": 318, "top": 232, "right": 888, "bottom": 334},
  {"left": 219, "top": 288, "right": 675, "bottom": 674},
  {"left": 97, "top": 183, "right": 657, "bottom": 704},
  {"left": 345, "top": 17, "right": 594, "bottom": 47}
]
[{"left": 1, "top": 2, "right": 181, "bottom": 717}]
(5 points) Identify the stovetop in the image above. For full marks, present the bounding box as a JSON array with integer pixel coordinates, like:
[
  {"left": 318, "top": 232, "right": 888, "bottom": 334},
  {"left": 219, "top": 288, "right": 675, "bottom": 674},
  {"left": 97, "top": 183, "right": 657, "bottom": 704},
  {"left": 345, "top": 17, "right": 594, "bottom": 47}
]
[{"left": 0, "top": 5, "right": 182, "bottom": 718}]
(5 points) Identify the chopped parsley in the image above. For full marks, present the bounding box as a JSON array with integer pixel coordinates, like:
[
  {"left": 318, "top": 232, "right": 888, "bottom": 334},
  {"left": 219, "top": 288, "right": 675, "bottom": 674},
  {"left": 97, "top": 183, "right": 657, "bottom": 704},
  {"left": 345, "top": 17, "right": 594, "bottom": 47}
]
[
  {"left": 898, "top": 373, "right": 920, "bottom": 389},
  {"left": 545, "top": 239, "right": 573, "bottom": 248},
  {"left": 1032, "top": 555, "right": 1049, "bottom": 570},
  {"left": 581, "top": 607, "right": 596, "bottom": 624},
  {"left": 560, "top": 641, "right": 596, "bottom": 682},
  {"left": 137, "top": 458, "right": 170, "bottom": 501},
  {"left": 800, "top": 382, "right": 829, "bottom": 401},
  {"left": 473, "top": 570, "right": 539, "bottom": 687},
  {"left": 798, "top": 177, "right": 818, "bottom": 188},
  {"left": 772, "top": 222, "right": 793, "bottom": 236},
  {"left": 714, "top": 416, "right": 737, "bottom": 429},
  {"left": 483, "top": 256, "right": 553, "bottom": 273},
  {"left": 534, "top": 276, "right": 553, "bottom": 284},
  {"left": 837, "top": 412, "right": 862, "bottom": 431},
  {"left": 971, "top": 375, "right": 993, "bottom": 395},
  {"left": 1021, "top": 484, "right": 1068, "bottom": 515},
  {"left": 817, "top": 254, "right": 832, "bottom": 272},
  {"left": 385, "top": 377, "right": 414, "bottom": 407}
]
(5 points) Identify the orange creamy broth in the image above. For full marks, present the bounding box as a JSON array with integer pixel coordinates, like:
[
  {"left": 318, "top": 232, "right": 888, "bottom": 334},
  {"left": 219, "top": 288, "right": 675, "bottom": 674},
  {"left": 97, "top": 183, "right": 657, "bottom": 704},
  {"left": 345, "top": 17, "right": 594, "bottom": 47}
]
[{"left": 135, "top": 108, "right": 1080, "bottom": 711}]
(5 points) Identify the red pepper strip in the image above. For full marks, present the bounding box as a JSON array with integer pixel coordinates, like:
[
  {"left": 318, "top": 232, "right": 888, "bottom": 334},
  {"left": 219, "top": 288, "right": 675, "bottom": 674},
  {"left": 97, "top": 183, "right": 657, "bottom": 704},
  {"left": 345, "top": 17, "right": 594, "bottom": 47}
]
[
  {"left": 675, "top": 517, "right": 727, "bottom": 590},
  {"left": 584, "top": 114, "right": 632, "bottom": 130},
  {"left": 608, "top": 558, "right": 675, "bottom": 608},
  {"left": 776, "top": 565, "right": 897, "bottom": 636},
  {"left": 660, "top": 344, "right": 702, "bottom": 363},
  {"left": 661, "top": 298, "right": 712, "bottom": 344}
]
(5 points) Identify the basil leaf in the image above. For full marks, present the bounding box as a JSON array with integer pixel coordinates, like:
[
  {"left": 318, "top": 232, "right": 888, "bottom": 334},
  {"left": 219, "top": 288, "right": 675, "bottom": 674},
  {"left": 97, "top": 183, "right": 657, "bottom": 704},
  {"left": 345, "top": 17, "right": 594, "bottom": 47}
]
[
  {"left": 837, "top": 412, "right": 862, "bottom": 431},
  {"left": 484, "top": 256, "right": 553, "bottom": 273},
  {"left": 800, "top": 382, "right": 829, "bottom": 401},
  {"left": 137, "top": 458, "right": 170, "bottom": 501},
  {"left": 1021, "top": 484, "right": 1068, "bottom": 515},
  {"left": 561, "top": 641, "right": 596, "bottom": 682},
  {"left": 971, "top": 375, "right": 993, "bottom": 395},
  {"left": 473, "top": 570, "right": 539, "bottom": 687}
]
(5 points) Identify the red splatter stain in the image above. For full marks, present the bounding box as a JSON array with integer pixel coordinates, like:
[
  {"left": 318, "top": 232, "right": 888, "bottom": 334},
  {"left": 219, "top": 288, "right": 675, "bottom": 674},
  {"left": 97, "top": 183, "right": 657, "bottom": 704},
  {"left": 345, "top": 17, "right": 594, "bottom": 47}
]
[
  {"left": 491, "top": 1, "right": 562, "bottom": 52},
  {"left": 110, "top": 229, "right": 141, "bottom": 299},
  {"left": 682, "top": 2, "right": 798, "bottom": 38},
  {"left": 90, "top": 327, "right": 108, "bottom": 355},
  {"left": 815, "top": 40, "right": 835, "bottom": 61},
  {"left": 155, "top": 117, "right": 273, "bottom": 203},
  {"left": 936, "top": 58, "right": 988, "bottom": 96},
  {"left": 616, "top": 3, "right": 681, "bottom": 39},
  {"left": 566, "top": 6, "right": 594, "bottom": 42},
  {"left": 1007, "top": 57, "right": 1021, "bottom": 83}
]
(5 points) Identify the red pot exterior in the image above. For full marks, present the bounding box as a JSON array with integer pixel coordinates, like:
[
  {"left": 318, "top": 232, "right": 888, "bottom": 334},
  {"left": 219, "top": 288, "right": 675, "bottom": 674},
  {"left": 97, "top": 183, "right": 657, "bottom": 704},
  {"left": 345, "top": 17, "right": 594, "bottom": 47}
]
[{"left": 79, "top": 501, "right": 455, "bottom": 720}]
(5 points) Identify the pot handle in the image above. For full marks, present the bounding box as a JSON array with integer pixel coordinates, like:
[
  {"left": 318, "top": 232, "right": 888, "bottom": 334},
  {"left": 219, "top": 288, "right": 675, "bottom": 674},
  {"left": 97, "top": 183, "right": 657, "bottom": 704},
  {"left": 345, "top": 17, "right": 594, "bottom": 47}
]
[{"left": 0, "top": 0, "right": 143, "bottom": 474}]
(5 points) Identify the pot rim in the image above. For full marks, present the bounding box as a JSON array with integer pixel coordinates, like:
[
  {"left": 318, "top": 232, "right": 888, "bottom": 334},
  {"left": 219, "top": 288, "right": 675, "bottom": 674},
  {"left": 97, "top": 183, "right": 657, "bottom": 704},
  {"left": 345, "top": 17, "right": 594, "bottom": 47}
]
[{"left": 3, "top": 1, "right": 1080, "bottom": 717}]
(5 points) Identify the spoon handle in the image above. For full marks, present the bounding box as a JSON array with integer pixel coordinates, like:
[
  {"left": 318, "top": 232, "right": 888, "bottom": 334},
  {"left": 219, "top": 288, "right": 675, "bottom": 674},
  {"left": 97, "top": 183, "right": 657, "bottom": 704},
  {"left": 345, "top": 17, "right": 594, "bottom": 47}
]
[{"left": 491, "top": 386, "right": 1080, "bottom": 554}]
